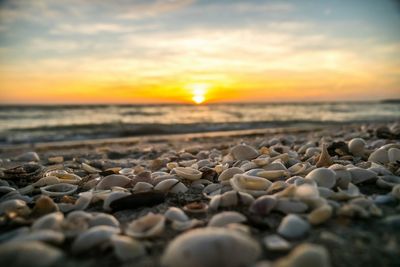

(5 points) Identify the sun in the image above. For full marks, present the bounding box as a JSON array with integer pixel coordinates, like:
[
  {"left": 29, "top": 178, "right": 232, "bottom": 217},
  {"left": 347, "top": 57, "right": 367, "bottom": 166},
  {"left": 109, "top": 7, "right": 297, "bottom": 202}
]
[{"left": 188, "top": 83, "right": 209, "bottom": 104}]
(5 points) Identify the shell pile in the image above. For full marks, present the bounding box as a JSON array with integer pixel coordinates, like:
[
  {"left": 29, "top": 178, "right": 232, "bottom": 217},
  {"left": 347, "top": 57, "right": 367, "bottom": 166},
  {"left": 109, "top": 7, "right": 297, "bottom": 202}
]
[{"left": 0, "top": 123, "right": 400, "bottom": 267}]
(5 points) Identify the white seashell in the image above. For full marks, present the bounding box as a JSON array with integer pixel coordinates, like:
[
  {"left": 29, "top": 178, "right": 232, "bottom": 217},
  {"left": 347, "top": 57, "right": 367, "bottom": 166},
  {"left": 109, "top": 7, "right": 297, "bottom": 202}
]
[
  {"left": 305, "top": 168, "right": 336, "bottom": 189},
  {"left": 96, "top": 175, "right": 131, "bottom": 190},
  {"left": 348, "top": 167, "right": 377, "bottom": 184},
  {"left": 125, "top": 213, "right": 165, "bottom": 239},
  {"left": 329, "top": 164, "right": 351, "bottom": 189},
  {"left": 208, "top": 211, "right": 247, "bottom": 227},
  {"left": 368, "top": 148, "right": 389, "bottom": 164},
  {"left": 32, "top": 212, "right": 64, "bottom": 231},
  {"left": 11, "top": 229, "right": 65, "bottom": 244},
  {"left": 174, "top": 167, "right": 202, "bottom": 181},
  {"left": 103, "top": 191, "right": 131, "bottom": 211},
  {"left": 307, "top": 205, "right": 332, "bottom": 225},
  {"left": 288, "top": 163, "right": 308, "bottom": 175},
  {"left": 210, "top": 191, "right": 254, "bottom": 211},
  {"left": 230, "top": 174, "right": 271, "bottom": 197},
  {"left": 388, "top": 148, "right": 400, "bottom": 163},
  {"left": 72, "top": 225, "right": 120, "bottom": 253},
  {"left": 0, "top": 199, "right": 30, "bottom": 216},
  {"left": 89, "top": 213, "right": 120, "bottom": 228},
  {"left": 0, "top": 241, "right": 63, "bottom": 267},
  {"left": 263, "top": 234, "right": 291, "bottom": 251},
  {"left": 294, "top": 184, "right": 319, "bottom": 199},
  {"left": 218, "top": 167, "right": 244, "bottom": 185},
  {"left": 305, "top": 147, "right": 320, "bottom": 158},
  {"left": 266, "top": 181, "right": 288, "bottom": 194},
  {"left": 154, "top": 178, "right": 188, "bottom": 194},
  {"left": 249, "top": 195, "right": 277, "bottom": 215},
  {"left": 172, "top": 219, "right": 203, "bottom": 231},
  {"left": 230, "top": 144, "right": 259, "bottom": 160},
  {"left": 275, "top": 198, "right": 308, "bottom": 214},
  {"left": 132, "top": 182, "right": 153, "bottom": 193},
  {"left": 277, "top": 214, "right": 310, "bottom": 239},
  {"left": 111, "top": 235, "right": 146, "bottom": 262},
  {"left": 40, "top": 183, "right": 77, "bottom": 197},
  {"left": 274, "top": 243, "right": 330, "bottom": 267},
  {"left": 348, "top": 138, "right": 366, "bottom": 156},
  {"left": 263, "top": 162, "right": 287, "bottom": 171},
  {"left": 165, "top": 207, "right": 189, "bottom": 222},
  {"left": 161, "top": 227, "right": 261, "bottom": 267}
]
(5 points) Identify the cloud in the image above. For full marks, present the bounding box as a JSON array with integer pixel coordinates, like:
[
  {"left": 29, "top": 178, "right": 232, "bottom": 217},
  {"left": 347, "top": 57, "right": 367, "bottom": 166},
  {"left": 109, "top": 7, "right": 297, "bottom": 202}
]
[{"left": 50, "top": 23, "right": 131, "bottom": 35}]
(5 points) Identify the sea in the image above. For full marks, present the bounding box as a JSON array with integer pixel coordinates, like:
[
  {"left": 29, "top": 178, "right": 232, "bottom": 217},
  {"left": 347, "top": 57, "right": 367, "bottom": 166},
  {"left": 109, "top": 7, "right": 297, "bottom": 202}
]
[{"left": 0, "top": 101, "right": 399, "bottom": 144}]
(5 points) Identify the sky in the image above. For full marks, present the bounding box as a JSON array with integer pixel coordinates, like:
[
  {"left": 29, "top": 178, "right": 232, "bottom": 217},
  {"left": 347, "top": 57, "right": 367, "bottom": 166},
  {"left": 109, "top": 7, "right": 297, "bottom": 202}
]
[{"left": 0, "top": 0, "right": 399, "bottom": 104}]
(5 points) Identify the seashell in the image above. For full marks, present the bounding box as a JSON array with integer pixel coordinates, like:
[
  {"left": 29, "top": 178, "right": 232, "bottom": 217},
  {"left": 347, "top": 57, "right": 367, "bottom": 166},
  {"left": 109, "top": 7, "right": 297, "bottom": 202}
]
[
  {"left": 266, "top": 181, "right": 288, "bottom": 194},
  {"left": 277, "top": 214, "right": 310, "bottom": 239},
  {"left": 210, "top": 191, "right": 254, "bottom": 211},
  {"left": 275, "top": 198, "right": 308, "bottom": 214},
  {"left": 307, "top": 205, "right": 332, "bottom": 225},
  {"left": 0, "top": 241, "right": 63, "bottom": 267},
  {"left": 15, "top": 151, "right": 40, "bottom": 162},
  {"left": 40, "top": 183, "right": 78, "bottom": 197},
  {"left": 119, "top": 168, "right": 134, "bottom": 176},
  {"left": 96, "top": 174, "right": 131, "bottom": 190},
  {"left": 331, "top": 183, "right": 360, "bottom": 200},
  {"left": 31, "top": 195, "right": 59, "bottom": 217},
  {"left": 173, "top": 167, "right": 202, "bottom": 181},
  {"left": 0, "top": 199, "right": 30, "bottom": 216},
  {"left": 203, "top": 183, "right": 222, "bottom": 198},
  {"left": 183, "top": 202, "right": 208, "bottom": 214},
  {"left": 208, "top": 211, "right": 247, "bottom": 227},
  {"left": 125, "top": 213, "right": 165, "bottom": 239},
  {"left": 337, "top": 204, "right": 369, "bottom": 218},
  {"left": 132, "top": 182, "right": 154, "bottom": 193},
  {"left": 329, "top": 164, "right": 351, "bottom": 189},
  {"left": 161, "top": 227, "right": 261, "bottom": 267},
  {"left": 82, "top": 163, "right": 100, "bottom": 174},
  {"left": 348, "top": 138, "right": 366, "bottom": 156},
  {"left": 388, "top": 148, "right": 400, "bottom": 163},
  {"left": 305, "top": 147, "right": 320, "bottom": 158},
  {"left": 218, "top": 167, "right": 244, "bottom": 185},
  {"left": 294, "top": 183, "right": 319, "bottom": 199},
  {"left": 316, "top": 144, "right": 333, "bottom": 167},
  {"left": 166, "top": 162, "right": 179, "bottom": 170},
  {"left": 131, "top": 171, "right": 153, "bottom": 186},
  {"left": 263, "top": 162, "right": 287, "bottom": 171},
  {"left": 348, "top": 167, "right": 377, "bottom": 184},
  {"left": 305, "top": 168, "right": 336, "bottom": 189},
  {"left": 103, "top": 191, "right": 131, "bottom": 211},
  {"left": 11, "top": 229, "right": 65, "bottom": 244},
  {"left": 256, "top": 170, "right": 289, "bottom": 181},
  {"left": 111, "top": 235, "right": 146, "bottom": 262},
  {"left": 376, "top": 175, "right": 400, "bottom": 189},
  {"left": 58, "top": 191, "right": 93, "bottom": 212},
  {"left": 48, "top": 156, "right": 64, "bottom": 164},
  {"left": 263, "top": 234, "right": 291, "bottom": 251},
  {"left": 274, "top": 243, "right": 330, "bottom": 267},
  {"left": 172, "top": 219, "right": 203, "bottom": 231},
  {"left": 230, "top": 174, "right": 271, "bottom": 197},
  {"left": 72, "top": 225, "right": 120, "bottom": 253},
  {"left": 391, "top": 184, "right": 400, "bottom": 200},
  {"left": 154, "top": 178, "right": 188, "bottom": 193},
  {"left": 165, "top": 207, "right": 189, "bottom": 222},
  {"left": 89, "top": 213, "right": 120, "bottom": 228},
  {"left": 368, "top": 148, "right": 389, "bottom": 164},
  {"left": 249, "top": 195, "right": 277, "bottom": 215},
  {"left": 3, "top": 163, "right": 43, "bottom": 180},
  {"left": 230, "top": 144, "right": 259, "bottom": 160},
  {"left": 109, "top": 192, "right": 165, "bottom": 212},
  {"left": 288, "top": 163, "right": 308, "bottom": 175},
  {"left": 32, "top": 212, "right": 64, "bottom": 231}
]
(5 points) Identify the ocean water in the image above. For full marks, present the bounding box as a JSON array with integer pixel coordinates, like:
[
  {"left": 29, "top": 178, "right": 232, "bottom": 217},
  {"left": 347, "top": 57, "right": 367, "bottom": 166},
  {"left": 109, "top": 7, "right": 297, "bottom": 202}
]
[{"left": 0, "top": 102, "right": 399, "bottom": 144}]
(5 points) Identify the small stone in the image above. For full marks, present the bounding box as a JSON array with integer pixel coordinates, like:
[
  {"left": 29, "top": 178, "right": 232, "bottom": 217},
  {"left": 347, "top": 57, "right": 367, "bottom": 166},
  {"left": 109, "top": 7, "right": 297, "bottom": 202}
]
[
  {"left": 277, "top": 214, "right": 310, "bottom": 239},
  {"left": 263, "top": 234, "right": 291, "bottom": 251},
  {"left": 15, "top": 152, "right": 40, "bottom": 162}
]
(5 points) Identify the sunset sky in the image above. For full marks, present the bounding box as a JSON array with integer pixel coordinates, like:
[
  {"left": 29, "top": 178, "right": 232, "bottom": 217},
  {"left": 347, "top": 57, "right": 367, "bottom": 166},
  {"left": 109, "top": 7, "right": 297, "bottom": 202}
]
[{"left": 0, "top": 0, "right": 399, "bottom": 104}]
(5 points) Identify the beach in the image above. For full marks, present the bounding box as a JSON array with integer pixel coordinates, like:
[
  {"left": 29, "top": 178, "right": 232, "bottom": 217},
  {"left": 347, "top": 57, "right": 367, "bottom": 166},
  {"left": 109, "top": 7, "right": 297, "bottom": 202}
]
[{"left": 0, "top": 122, "right": 399, "bottom": 267}]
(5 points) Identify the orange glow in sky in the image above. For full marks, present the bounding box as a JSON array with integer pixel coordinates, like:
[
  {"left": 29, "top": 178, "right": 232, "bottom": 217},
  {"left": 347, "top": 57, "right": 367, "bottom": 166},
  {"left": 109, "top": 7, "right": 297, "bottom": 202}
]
[{"left": 0, "top": 0, "right": 399, "bottom": 104}]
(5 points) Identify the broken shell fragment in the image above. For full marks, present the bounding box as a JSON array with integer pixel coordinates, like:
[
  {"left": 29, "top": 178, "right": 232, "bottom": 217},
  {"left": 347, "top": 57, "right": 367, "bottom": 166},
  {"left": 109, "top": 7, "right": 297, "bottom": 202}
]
[
  {"left": 96, "top": 174, "right": 131, "bottom": 190},
  {"left": 154, "top": 178, "right": 188, "bottom": 193},
  {"left": 208, "top": 211, "right": 247, "bottom": 227},
  {"left": 218, "top": 167, "right": 244, "bottom": 184},
  {"left": 209, "top": 191, "right": 254, "bottom": 210}
]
